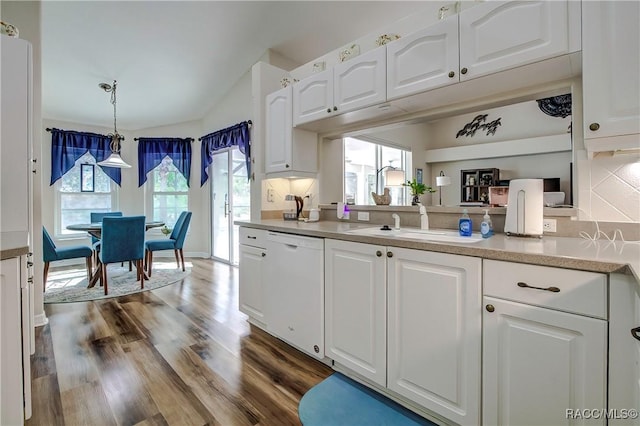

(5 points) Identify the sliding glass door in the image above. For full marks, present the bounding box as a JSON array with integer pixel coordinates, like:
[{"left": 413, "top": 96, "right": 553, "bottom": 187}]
[{"left": 211, "top": 147, "right": 250, "bottom": 265}]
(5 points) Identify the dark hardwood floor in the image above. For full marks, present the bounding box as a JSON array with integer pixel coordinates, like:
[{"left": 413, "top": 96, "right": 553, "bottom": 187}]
[{"left": 27, "top": 259, "right": 332, "bottom": 426}]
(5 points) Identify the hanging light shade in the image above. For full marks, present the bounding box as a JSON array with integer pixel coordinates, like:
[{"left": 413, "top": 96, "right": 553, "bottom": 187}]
[{"left": 97, "top": 80, "right": 131, "bottom": 168}]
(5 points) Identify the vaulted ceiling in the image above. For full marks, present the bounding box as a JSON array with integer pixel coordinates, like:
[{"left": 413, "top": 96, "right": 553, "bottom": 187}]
[{"left": 39, "top": 1, "right": 428, "bottom": 130}]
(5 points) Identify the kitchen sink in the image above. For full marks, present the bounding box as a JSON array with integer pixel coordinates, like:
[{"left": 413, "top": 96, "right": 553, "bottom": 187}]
[{"left": 346, "top": 227, "right": 484, "bottom": 244}]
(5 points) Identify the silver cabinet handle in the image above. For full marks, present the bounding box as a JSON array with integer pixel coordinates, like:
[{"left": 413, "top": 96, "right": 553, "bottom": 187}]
[
  {"left": 247, "top": 236, "right": 257, "bottom": 239},
  {"left": 517, "top": 281, "right": 560, "bottom": 293}
]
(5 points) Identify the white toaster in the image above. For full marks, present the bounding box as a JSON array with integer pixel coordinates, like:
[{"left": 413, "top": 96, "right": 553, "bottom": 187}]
[{"left": 504, "top": 179, "right": 544, "bottom": 237}]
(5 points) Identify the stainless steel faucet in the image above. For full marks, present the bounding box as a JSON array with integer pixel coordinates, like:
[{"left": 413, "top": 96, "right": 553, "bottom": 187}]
[
  {"left": 419, "top": 204, "right": 429, "bottom": 230},
  {"left": 392, "top": 213, "right": 400, "bottom": 230}
]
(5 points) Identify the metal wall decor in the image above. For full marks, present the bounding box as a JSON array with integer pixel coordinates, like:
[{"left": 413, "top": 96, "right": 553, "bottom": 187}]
[
  {"left": 536, "top": 94, "right": 572, "bottom": 118},
  {"left": 456, "top": 114, "right": 502, "bottom": 138}
]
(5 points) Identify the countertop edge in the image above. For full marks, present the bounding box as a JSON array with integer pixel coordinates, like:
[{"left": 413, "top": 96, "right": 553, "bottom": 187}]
[{"left": 0, "top": 245, "right": 30, "bottom": 260}]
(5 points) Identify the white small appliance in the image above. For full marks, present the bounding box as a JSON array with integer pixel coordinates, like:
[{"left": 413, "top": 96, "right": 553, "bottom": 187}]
[{"left": 504, "top": 179, "right": 544, "bottom": 237}]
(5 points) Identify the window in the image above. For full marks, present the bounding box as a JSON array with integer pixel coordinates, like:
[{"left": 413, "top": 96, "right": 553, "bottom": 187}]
[
  {"left": 344, "top": 137, "right": 411, "bottom": 205},
  {"left": 150, "top": 156, "right": 189, "bottom": 228},
  {"left": 58, "top": 153, "right": 116, "bottom": 235}
]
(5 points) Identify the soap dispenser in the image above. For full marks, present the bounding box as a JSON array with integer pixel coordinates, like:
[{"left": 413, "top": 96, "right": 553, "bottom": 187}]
[
  {"left": 480, "top": 209, "right": 494, "bottom": 238},
  {"left": 459, "top": 209, "right": 472, "bottom": 236}
]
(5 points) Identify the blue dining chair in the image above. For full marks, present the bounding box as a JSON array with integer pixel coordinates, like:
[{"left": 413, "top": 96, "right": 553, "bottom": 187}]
[
  {"left": 90, "top": 211, "right": 123, "bottom": 266},
  {"left": 99, "top": 216, "right": 146, "bottom": 295},
  {"left": 43, "top": 227, "right": 93, "bottom": 290},
  {"left": 145, "top": 211, "right": 192, "bottom": 277}
]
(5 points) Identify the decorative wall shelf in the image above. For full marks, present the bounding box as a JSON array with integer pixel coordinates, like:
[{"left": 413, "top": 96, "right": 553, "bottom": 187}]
[{"left": 425, "top": 134, "right": 571, "bottom": 163}]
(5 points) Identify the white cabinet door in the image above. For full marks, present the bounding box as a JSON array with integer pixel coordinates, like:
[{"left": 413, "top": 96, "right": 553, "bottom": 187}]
[
  {"left": 0, "top": 36, "right": 31, "bottom": 236},
  {"left": 238, "top": 244, "right": 266, "bottom": 325},
  {"left": 386, "top": 16, "right": 459, "bottom": 100},
  {"left": 483, "top": 296, "right": 607, "bottom": 426},
  {"left": 265, "top": 86, "right": 293, "bottom": 174},
  {"left": 265, "top": 86, "right": 317, "bottom": 176},
  {"left": 334, "top": 47, "right": 387, "bottom": 115},
  {"left": 583, "top": 1, "right": 640, "bottom": 140},
  {"left": 459, "top": 1, "right": 571, "bottom": 81},
  {"left": 292, "top": 68, "right": 333, "bottom": 126},
  {"left": 387, "top": 248, "right": 482, "bottom": 426},
  {"left": 325, "top": 239, "right": 387, "bottom": 386},
  {"left": 0, "top": 257, "right": 24, "bottom": 426}
]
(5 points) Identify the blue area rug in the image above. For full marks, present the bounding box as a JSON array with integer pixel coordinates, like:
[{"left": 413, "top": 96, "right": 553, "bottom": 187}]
[{"left": 298, "top": 373, "right": 437, "bottom": 426}]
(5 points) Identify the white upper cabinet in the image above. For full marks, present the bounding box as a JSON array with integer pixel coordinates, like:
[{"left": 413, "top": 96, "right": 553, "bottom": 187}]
[
  {"left": 293, "top": 47, "right": 386, "bottom": 126},
  {"left": 265, "top": 86, "right": 317, "bottom": 176},
  {"left": 459, "top": 1, "right": 574, "bottom": 81},
  {"left": 387, "top": 16, "right": 459, "bottom": 100},
  {"left": 292, "top": 69, "right": 333, "bottom": 126},
  {"left": 333, "top": 47, "right": 387, "bottom": 114},
  {"left": 582, "top": 1, "right": 640, "bottom": 144},
  {"left": 1, "top": 36, "right": 31, "bottom": 238}
]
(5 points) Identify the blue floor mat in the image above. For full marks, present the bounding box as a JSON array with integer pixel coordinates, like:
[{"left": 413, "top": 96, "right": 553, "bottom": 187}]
[{"left": 298, "top": 373, "right": 437, "bottom": 426}]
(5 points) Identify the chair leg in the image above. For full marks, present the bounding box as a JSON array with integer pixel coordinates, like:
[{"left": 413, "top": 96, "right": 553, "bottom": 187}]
[
  {"left": 147, "top": 251, "right": 153, "bottom": 278},
  {"left": 179, "top": 249, "right": 185, "bottom": 271},
  {"left": 102, "top": 262, "right": 108, "bottom": 295},
  {"left": 138, "top": 260, "right": 144, "bottom": 289},
  {"left": 174, "top": 249, "right": 180, "bottom": 268},
  {"left": 43, "top": 262, "right": 50, "bottom": 292},
  {"left": 129, "top": 260, "right": 132, "bottom": 271},
  {"left": 85, "top": 256, "right": 93, "bottom": 282}
]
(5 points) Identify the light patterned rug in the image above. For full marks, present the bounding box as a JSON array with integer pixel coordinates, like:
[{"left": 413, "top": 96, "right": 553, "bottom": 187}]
[{"left": 44, "top": 261, "right": 191, "bottom": 303}]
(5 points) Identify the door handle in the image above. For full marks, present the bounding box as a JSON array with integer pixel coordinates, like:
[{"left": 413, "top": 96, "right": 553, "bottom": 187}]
[
  {"left": 224, "top": 193, "right": 228, "bottom": 218},
  {"left": 632, "top": 327, "right": 640, "bottom": 341}
]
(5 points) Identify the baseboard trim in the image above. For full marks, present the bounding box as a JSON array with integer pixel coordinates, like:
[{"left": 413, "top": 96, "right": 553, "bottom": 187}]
[{"left": 34, "top": 312, "right": 49, "bottom": 327}]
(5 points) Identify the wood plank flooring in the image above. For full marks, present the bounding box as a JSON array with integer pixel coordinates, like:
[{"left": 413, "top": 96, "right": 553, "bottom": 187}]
[{"left": 27, "top": 259, "right": 332, "bottom": 426}]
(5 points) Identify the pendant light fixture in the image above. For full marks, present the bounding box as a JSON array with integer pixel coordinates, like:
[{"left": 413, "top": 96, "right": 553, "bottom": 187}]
[{"left": 97, "top": 80, "right": 131, "bottom": 168}]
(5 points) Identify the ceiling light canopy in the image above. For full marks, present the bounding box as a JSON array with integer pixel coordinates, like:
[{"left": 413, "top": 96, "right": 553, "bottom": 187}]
[{"left": 97, "top": 80, "right": 131, "bottom": 169}]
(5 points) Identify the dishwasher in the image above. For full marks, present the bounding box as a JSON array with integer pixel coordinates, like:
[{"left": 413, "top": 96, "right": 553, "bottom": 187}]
[{"left": 264, "top": 231, "right": 324, "bottom": 359}]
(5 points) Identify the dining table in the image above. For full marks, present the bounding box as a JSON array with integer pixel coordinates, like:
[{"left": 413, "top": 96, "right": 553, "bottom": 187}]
[{"left": 66, "top": 220, "right": 165, "bottom": 288}]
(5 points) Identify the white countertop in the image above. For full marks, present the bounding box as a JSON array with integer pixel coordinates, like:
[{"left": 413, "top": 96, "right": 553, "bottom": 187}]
[{"left": 236, "top": 220, "right": 640, "bottom": 286}]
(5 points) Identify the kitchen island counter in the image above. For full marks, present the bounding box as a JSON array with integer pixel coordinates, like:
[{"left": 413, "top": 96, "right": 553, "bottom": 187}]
[{"left": 235, "top": 219, "right": 640, "bottom": 285}]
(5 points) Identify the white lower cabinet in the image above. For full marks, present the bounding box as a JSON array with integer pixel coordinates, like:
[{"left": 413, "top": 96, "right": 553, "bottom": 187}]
[
  {"left": 387, "top": 248, "right": 482, "bottom": 425},
  {"left": 238, "top": 228, "right": 267, "bottom": 326},
  {"left": 483, "top": 260, "right": 608, "bottom": 426},
  {"left": 324, "top": 239, "right": 387, "bottom": 386},
  {"left": 324, "top": 239, "right": 482, "bottom": 424}
]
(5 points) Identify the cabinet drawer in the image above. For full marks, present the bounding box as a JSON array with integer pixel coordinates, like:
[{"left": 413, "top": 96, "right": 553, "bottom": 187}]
[
  {"left": 239, "top": 227, "right": 267, "bottom": 248},
  {"left": 483, "top": 260, "right": 607, "bottom": 318}
]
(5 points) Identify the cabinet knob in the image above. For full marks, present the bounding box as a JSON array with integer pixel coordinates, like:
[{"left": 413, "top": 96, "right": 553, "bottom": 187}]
[
  {"left": 285, "top": 164, "right": 290, "bottom": 168},
  {"left": 386, "top": 251, "right": 393, "bottom": 258},
  {"left": 376, "top": 250, "right": 382, "bottom": 257},
  {"left": 327, "top": 108, "right": 331, "bottom": 113},
  {"left": 448, "top": 71, "right": 455, "bottom": 78},
  {"left": 461, "top": 67, "right": 468, "bottom": 75},
  {"left": 631, "top": 327, "right": 640, "bottom": 342},
  {"left": 261, "top": 252, "right": 266, "bottom": 257},
  {"left": 27, "top": 261, "right": 33, "bottom": 267},
  {"left": 486, "top": 304, "right": 495, "bottom": 313},
  {"left": 333, "top": 106, "right": 338, "bottom": 111},
  {"left": 589, "top": 123, "right": 600, "bottom": 131},
  {"left": 314, "top": 345, "right": 320, "bottom": 353}
]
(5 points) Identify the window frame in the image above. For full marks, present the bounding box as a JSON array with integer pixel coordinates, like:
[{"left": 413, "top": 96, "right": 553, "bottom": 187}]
[
  {"left": 343, "top": 136, "right": 412, "bottom": 206},
  {"left": 144, "top": 156, "right": 189, "bottom": 233},
  {"left": 55, "top": 154, "right": 119, "bottom": 239}
]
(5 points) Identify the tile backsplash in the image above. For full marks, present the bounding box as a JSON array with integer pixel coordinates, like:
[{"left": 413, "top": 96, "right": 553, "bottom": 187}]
[{"left": 588, "top": 153, "right": 640, "bottom": 222}]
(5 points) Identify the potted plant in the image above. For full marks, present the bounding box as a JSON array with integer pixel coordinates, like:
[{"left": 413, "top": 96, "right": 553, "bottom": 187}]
[
  {"left": 403, "top": 179, "right": 435, "bottom": 206},
  {"left": 160, "top": 225, "right": 172, "bottom": 236}
]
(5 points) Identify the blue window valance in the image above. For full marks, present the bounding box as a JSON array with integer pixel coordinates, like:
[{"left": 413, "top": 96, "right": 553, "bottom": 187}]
[
  {"left": 137, "top": 137, "right": 192, "bottom": 187},
  {"left": 200, "top": 121, "right": 251, "bottom": 186},
  {"left": 49, "top": 128, "right": 121, "bottom": 186}
]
